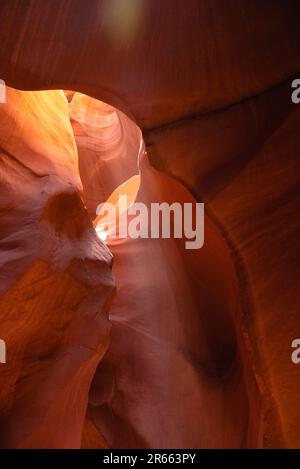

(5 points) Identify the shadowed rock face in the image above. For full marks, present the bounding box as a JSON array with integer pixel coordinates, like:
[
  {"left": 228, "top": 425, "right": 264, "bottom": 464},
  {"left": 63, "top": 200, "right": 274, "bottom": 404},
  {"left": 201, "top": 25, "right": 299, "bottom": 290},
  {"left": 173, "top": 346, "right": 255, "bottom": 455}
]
[
  {"left": 1, "top": 0, "right": 300, "bottom": 128},
  {"left": 88, "top": 155, "right": 261, "bottom": 449},
  {"left": 0, "top": 0, "right": 300, "bottom": 448},
  {"left": 68, "top": 93, "right": 260, "bottom": 447}
]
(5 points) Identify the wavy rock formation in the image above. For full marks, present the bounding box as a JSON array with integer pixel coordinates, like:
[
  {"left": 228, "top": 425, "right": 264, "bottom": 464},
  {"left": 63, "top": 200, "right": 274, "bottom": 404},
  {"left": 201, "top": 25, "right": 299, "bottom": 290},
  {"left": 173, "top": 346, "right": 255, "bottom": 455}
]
[
  {"left": 68, "top": 93, "right": 141, "bottom": 218},
  {"left": 89, "top": 155, "right": 262, "bottom": 448},
  {"left": 0, "top": 88, "right": 114, "bottom": 448},
  {"left": 0, "top": 0, "right": 299, "bottom": 449},
  {"left": 68, "top": 93, "right": 257, "bottom": 448}
]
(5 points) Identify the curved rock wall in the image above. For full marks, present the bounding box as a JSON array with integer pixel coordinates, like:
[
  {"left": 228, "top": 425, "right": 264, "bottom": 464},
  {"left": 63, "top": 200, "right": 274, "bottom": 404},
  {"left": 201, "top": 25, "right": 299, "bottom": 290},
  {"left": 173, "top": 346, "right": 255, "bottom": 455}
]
[
  {"left": 0, "top": 88, "right": 114, "bottom": 448},
  {"left": 0, "top": 0, "right": 299, "bottom": 449}
]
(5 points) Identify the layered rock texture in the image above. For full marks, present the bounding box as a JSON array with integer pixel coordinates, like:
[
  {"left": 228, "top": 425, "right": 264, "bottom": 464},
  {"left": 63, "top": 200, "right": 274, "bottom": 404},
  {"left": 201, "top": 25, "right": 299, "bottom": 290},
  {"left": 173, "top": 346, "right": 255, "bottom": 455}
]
[
  {"left": 0, "top": 0, "right": 299, "bottom": 449},
  {"left": 0, "top": 88, "right": 114, "bottom": 448}
]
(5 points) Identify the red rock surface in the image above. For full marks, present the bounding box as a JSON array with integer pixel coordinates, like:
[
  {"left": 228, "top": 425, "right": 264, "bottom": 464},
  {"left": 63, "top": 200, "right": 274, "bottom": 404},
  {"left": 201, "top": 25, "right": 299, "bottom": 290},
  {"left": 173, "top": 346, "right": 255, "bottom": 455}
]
[
  {"left": 68, "top": 93, "right": 141, "bottom": 218},
  {"left": 0, "top": 0, "right": 299, "bottom": 449},
  {"left": 0, "top": 88, "right": 114, "bottom": 448},
  {"left": 88, "top": 153, "right": 261, "bottom": 448}
]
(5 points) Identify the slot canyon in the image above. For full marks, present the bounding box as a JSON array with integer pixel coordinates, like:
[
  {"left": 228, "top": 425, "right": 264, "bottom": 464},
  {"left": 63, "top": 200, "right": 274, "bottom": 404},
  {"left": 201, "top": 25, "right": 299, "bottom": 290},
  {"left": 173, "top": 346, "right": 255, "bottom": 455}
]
[{"left": 0, "top": 0, "right": 299, "bottom": 450}]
